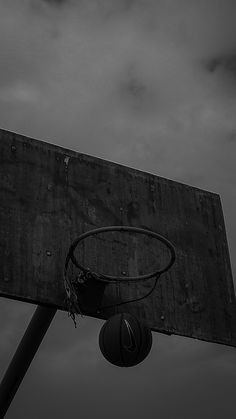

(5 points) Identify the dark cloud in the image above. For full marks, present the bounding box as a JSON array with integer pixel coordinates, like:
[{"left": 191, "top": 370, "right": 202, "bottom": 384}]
[
  {"left": 207, "top": 54, "right": 236, "bottom": 77},
  {"left": 227, "top": 131, "right": 236, "bottom": 142},
  {"left": 118, "top": 64, "right": 157, "bottom": 115},
  {"left": 124, "top": 72, "right": 147, "bottom": 99}
]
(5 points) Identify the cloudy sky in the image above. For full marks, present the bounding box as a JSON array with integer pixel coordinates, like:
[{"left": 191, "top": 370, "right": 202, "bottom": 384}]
[{"left": 0, "top": 0, "right": 236, "bottom": 417}]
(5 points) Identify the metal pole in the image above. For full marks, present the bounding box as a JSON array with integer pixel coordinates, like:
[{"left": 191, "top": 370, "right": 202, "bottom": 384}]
[{"left": 0, "top": 305, "right": 57, "bottom": 418}]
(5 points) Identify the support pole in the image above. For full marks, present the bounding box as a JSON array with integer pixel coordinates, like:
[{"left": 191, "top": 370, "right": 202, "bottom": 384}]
[{"left": 0, "top": 305, "right": 57, "bottom": 418}]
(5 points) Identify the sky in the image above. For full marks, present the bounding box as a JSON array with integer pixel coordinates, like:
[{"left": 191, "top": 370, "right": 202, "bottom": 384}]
[{"left": 0, "top": 0, "right": 236, "bottom": 418}]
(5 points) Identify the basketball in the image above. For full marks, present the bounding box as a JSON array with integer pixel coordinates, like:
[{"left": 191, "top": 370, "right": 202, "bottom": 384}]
[{"left": 99, "top": 313, "right": 153, "bottom": 367}]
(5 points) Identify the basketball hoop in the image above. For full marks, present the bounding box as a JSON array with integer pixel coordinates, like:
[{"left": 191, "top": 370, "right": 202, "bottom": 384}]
[{"left": 64, "top": 226, "right": 176, "bottom": 325}]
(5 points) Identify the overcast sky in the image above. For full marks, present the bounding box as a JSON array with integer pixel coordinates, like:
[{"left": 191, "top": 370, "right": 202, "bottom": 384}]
[{"left": 0, "top": 0, "right": 236, "bottom": 418}]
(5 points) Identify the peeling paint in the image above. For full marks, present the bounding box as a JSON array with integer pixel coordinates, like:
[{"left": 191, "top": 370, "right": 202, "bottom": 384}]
[{"left": 64, "top": 156, "right": 70, "bottom": 168}]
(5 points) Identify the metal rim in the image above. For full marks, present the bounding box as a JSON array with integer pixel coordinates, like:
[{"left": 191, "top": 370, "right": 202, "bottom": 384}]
[{"left": 68, "top": 226, "right": 176, "bottom": 282}]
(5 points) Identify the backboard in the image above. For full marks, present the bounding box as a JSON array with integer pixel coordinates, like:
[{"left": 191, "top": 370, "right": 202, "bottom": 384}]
[{"left": 0, "top": 128, "right": 235, "bottom": 347}]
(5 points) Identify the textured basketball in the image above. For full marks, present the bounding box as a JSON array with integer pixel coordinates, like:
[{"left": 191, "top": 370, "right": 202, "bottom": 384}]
[{"left": 99, "top": 313, "right": 153, "bottom": 367}]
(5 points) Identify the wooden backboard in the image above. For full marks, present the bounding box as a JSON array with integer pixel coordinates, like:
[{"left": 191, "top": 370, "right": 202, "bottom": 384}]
[{"left": 0, "top": 128, "right": 235, "bottom": 347}]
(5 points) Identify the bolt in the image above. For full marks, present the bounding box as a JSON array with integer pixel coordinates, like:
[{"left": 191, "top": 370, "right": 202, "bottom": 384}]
[
  {"left": 161, "top": 315, "right": 165, "bottom": 321},
  {"left": 11, "top": 145, "right": 16, "bottom": 152},
  {"left": 122, "top": 271, "right": 127, "bottom": 276},
  {"left": 46, "top": 251, "right": 52, "bottom": 257},
  {"left": 120, "top": 207, "right": 123, "bottom": 211}
]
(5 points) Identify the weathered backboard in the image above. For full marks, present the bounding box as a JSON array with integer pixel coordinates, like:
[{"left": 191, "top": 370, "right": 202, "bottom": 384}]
[{"left": 0, "top": 128, "right": 236, "bottom": 347}]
